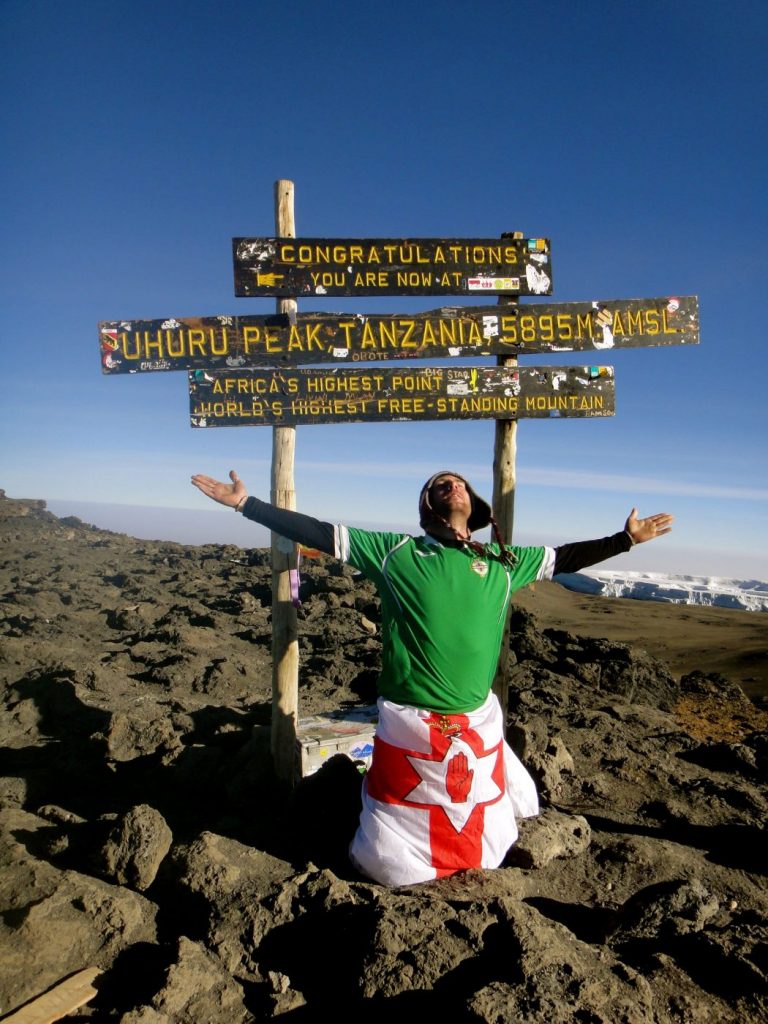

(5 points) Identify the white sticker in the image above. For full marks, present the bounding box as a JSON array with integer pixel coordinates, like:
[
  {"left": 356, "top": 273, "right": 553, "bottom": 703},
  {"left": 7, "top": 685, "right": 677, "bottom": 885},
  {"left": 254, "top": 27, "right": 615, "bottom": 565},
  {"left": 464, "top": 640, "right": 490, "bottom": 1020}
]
[
  {"left": 331, "top": 347, "right": 349, "bottom": 358},
  {"left": 591, "top": 302, "right": 614, "bottom": 349},
  {"left": 525, "top": 265, "right": 551, "bottom": 294},
  {"left": 482, "top": 315, "right": 499, "bottom": 338}
]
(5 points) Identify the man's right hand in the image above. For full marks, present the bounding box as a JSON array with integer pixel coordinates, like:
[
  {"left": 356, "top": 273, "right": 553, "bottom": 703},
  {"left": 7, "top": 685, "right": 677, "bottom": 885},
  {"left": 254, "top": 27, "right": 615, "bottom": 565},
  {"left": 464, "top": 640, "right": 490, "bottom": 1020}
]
[{"left": 191, "top": 469, "right": 248, "bottom": 509}]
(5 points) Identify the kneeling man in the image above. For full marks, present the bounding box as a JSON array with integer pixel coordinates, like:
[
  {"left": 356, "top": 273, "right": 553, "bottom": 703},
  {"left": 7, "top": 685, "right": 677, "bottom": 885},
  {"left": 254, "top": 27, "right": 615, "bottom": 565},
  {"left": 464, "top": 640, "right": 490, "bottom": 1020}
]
[{"left": 192, "top": 468, "right": 672, "bottom": 886}]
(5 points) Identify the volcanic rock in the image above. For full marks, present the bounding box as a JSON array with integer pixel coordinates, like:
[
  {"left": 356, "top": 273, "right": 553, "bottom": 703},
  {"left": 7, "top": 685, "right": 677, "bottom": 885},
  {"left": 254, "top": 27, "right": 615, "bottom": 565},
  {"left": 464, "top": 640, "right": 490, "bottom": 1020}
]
[
  {"left": 1, "top": 492, "right": 767, "bottom": 1021},
  {"left": 100, "top": 804, "right": 173, "bottom": 891}
]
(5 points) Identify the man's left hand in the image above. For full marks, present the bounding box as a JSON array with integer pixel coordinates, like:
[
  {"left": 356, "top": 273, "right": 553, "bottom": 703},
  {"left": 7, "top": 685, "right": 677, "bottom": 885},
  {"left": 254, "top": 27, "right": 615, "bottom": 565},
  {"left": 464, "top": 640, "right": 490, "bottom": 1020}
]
[{"left": 624, "top": 508, "right": 674, "bottom": 544}]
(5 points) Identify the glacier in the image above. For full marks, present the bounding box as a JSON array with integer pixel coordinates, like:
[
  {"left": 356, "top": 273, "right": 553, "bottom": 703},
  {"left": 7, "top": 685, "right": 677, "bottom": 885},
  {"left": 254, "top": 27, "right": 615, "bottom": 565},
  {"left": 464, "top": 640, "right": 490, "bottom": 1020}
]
[{"left": 554, "top": 571, "right": 768, "bottom": 612}]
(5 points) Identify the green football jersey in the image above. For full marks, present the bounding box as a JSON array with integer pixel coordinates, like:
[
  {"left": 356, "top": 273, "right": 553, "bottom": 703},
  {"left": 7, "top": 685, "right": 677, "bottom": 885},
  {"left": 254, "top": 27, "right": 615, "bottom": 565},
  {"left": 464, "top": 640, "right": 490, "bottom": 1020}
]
[{"left": 337, "top": 528, "right": 551, "bottom": 714}]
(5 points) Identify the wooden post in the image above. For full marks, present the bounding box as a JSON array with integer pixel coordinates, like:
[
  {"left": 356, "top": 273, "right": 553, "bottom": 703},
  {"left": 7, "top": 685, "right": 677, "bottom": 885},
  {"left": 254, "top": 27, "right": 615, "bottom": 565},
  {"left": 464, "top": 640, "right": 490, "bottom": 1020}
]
[
  {"left": 270, "top": 179, "right": 299, "bottom": 784},
  {"left": 491, "top": 231, "right": 524, "bottom": 722}
]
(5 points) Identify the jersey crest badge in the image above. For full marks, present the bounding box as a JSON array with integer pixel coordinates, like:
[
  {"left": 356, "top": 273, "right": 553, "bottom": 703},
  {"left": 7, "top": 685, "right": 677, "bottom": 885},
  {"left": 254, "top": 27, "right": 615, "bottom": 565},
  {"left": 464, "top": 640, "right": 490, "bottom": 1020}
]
[{"left": 470, "top": 558, "right": 488, "bottom": 577}]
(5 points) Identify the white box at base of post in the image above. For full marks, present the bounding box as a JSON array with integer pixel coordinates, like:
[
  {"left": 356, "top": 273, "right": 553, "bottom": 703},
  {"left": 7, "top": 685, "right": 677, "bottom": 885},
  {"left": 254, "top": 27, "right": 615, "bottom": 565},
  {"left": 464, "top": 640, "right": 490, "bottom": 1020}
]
[{"left": 296, "top": 704, "right": 378, "bottom": 779}]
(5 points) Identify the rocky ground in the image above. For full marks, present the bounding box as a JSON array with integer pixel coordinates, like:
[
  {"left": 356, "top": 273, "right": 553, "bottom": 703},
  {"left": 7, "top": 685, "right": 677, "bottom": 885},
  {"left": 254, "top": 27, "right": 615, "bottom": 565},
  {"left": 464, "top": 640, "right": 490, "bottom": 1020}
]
[{"left": 1, "top": 491, "right": 767, "bottom": 1022}]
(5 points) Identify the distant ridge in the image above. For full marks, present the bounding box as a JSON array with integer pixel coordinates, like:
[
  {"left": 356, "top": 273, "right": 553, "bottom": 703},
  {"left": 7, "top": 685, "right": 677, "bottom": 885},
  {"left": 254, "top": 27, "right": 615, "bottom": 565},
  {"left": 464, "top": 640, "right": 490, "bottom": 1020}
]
[{"left": 18, "top": 495, "right": 768, "bottom": 612}]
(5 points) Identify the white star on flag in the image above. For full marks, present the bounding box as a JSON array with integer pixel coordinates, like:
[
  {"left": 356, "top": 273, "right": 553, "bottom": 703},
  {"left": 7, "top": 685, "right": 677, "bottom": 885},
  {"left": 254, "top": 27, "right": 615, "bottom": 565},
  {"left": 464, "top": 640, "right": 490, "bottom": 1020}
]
[{"left": 405, "top": 737, "right": 502, "bottom": 833}]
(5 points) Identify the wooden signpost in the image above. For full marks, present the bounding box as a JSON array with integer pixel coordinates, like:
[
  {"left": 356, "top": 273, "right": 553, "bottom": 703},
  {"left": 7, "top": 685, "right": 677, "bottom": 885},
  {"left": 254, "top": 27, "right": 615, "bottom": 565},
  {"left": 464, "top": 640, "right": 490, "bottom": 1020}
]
[
  {"left": 233, "top": 236, "right": 553, "bottom": 297},
  {"left": 269, "top": 181, "right": 299, "bottom": 785},
  {"left": 100, "top": 295, "right": 699, "bottom": 374},
  {"left": 100, "top": 179, "right": 699, "bottom": 783}
]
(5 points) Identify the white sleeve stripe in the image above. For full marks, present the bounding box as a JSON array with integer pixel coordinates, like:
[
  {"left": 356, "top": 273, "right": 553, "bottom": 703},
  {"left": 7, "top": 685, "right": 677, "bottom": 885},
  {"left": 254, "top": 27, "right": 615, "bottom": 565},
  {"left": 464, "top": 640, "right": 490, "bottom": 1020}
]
[
  {"left": 537, "top": 546, "right": 557, "bottom": 581},
  {"left": 335, "top": 524, "right": 350, "bottom": 562}
]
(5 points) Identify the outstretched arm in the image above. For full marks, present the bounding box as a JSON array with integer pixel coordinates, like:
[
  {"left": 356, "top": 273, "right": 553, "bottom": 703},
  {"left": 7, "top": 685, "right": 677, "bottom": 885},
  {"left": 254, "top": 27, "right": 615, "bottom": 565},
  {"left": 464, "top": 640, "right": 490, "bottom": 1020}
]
[
  {"left": 191, "top": 470, "right": 336, "bottom": 555},
  {"left": 552, "top": 508, "right": 673, "bottom": 575}
]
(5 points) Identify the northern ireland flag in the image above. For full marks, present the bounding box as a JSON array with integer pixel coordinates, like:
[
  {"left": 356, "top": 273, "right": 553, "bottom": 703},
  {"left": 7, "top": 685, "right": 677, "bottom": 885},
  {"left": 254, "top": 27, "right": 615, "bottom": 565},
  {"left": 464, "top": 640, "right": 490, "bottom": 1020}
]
[{"left": 349, "top": 693, "right": 539, "bottom": 886}]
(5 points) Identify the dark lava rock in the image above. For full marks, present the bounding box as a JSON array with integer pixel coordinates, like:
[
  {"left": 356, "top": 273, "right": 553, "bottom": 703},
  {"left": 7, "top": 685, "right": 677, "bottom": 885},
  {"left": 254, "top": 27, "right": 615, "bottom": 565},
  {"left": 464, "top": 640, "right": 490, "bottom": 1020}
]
[
  {"left": 100, "top": 804, "right": 173, "bottom": 891},
  {"left": 1, "top": 494, "right": 766, "bottom": 1022}
]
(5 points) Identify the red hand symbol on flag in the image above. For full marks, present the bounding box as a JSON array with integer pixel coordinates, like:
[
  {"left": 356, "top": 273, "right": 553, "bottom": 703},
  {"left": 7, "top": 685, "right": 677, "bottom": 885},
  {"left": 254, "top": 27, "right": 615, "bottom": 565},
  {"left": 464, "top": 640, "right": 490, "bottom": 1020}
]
[{"left": 446, "top": 751, "right": 474, "bottom": 803}]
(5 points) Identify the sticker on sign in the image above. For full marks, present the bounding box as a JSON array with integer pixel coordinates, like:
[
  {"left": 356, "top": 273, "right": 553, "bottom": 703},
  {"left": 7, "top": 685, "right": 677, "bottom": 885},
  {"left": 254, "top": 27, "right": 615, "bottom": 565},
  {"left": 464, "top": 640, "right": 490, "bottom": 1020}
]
[{"left": 467, "top": 277, "right": 520, "bottom": 291}]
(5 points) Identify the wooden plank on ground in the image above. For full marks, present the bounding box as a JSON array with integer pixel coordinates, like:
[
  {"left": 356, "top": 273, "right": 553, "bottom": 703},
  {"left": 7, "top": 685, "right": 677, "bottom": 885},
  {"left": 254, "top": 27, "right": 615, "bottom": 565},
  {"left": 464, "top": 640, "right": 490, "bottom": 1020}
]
[{"left": 2, "top": 968, "right": 101, "bottom": 1024}]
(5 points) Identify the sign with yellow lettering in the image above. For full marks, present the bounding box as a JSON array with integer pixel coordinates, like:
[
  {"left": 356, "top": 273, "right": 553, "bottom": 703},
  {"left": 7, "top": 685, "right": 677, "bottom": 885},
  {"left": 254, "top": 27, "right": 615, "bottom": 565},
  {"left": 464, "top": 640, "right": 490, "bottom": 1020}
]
[
  {"left": 100, "top": 296, "right": 698, "bottom": 373},
  {"left": 188, "top": 365, "right": 614, "bottom": 427},
  {"left": 232, "top": 237, "right": 553, "bottom": 297}
]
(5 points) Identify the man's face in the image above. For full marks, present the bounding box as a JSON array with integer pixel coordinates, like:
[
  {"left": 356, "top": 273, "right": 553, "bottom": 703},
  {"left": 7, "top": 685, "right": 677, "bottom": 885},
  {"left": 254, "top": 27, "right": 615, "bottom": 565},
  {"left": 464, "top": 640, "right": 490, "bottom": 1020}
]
[{"left": 429, "top": 474, "right": 472, "bottom": 517}]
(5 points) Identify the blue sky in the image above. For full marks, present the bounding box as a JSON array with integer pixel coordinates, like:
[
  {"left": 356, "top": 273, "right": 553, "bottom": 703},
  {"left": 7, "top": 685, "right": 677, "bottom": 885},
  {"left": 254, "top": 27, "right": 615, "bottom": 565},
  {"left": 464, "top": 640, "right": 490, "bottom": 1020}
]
[{"left": 1, "top": 0, "right": 766, "bottom": 578}]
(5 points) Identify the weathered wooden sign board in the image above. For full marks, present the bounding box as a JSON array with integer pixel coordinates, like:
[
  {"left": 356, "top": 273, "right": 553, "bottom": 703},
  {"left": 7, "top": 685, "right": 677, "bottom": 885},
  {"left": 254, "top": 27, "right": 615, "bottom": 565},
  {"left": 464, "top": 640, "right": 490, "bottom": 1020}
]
[
  {"left": 233, "top": 236, "right": 553, "bottom": 297},
  {"left": 188, "top": 364, "right": 614, "bottom": 427},
  {"left": 100, "top": 295, "right": 698, "bottom": 373}
]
